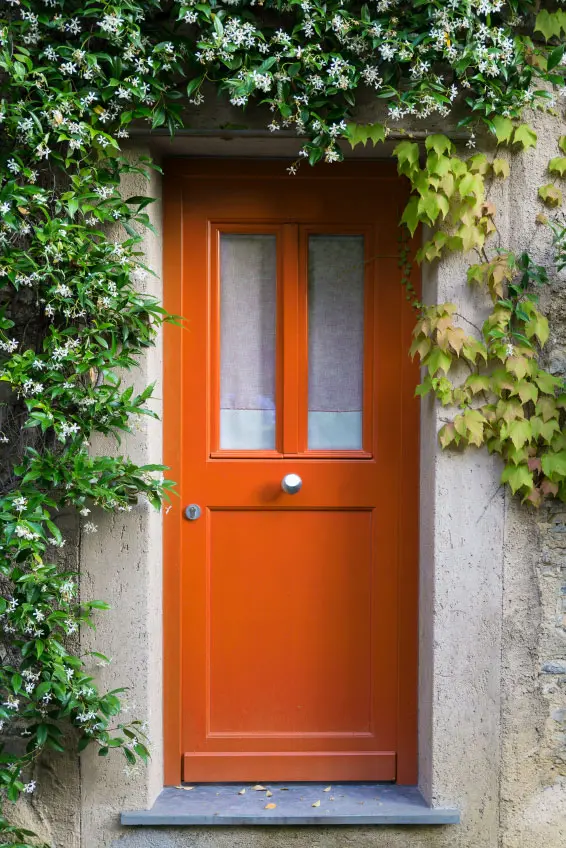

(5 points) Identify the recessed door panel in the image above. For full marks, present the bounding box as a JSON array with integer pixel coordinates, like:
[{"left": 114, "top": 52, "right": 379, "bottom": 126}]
[
  {"left": 209, "top": 509, "right": 373, "bottom": 736},
  {"left": 163, "top": 161, "right": 420, "bottom": 785}
]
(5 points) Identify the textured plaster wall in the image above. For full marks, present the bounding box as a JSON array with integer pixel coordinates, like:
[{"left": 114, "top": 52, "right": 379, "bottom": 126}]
[
  {"left": 12, "top": 105, "right": 566, "bottom": 848},
  {"left": 498, "top": 111, "right": 566, "bottom": 848},
  {"left": 79, "top": 147, "right": 165, "bottom": 847}
]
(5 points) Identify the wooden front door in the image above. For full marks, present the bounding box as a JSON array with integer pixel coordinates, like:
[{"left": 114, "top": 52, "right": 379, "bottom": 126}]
[{"left": 163, "top": 161, "right": 419, "bottom": 785}]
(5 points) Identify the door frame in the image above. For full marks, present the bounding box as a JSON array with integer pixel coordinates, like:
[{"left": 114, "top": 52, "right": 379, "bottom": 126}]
[{"left": 162, "top": 159, "right": 419, "bottom": 786}]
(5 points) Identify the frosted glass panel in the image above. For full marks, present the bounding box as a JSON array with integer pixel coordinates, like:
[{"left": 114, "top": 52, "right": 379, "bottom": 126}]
[
  {"left": 308, "top": 235, "right": 364, "bottom": 450},
  {"left": 220, "top": 234, "right": 276, "bottom": 450}
]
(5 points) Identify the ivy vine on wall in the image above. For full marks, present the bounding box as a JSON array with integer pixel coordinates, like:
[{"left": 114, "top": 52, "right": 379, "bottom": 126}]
[{"left": 1, "top": 0, "right": 566, "bottom": 844}]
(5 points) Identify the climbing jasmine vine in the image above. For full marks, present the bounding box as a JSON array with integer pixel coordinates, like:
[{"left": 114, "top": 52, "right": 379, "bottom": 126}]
[{"left": 1, "top": 1, "right": 566, "bottom": 845}]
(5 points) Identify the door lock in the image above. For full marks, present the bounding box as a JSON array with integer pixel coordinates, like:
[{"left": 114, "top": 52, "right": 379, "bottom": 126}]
[{"left": 184, "top": 504, "right": 201, "bottom": 521}]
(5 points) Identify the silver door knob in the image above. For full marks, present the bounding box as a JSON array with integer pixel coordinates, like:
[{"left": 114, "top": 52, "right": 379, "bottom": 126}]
[{"left": 281, "top": 473, "right": 302, "bottom": 495}]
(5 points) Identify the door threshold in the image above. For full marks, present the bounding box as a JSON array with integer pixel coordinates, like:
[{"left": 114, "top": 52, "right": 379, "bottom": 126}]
[{"left": 121, "top": 783, "right": 459, "bottom": 826}]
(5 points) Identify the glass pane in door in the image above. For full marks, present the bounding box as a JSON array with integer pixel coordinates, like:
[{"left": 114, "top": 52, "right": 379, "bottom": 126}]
[
  {"left": 220, "top": 234, "right": 277, "bottom": 450},
  {"left": 308, "top": 235, "right": 364, "bottom": 450}
]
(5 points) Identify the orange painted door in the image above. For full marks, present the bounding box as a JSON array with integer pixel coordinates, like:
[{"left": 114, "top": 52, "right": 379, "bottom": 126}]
[{"left": 163, "top": 161, "right": 419, "bottom": 784}]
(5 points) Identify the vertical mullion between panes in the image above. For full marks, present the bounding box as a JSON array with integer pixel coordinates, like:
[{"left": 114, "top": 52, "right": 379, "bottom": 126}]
[{"left": 282, "top": 224, "right": 300, "bottom": 455}]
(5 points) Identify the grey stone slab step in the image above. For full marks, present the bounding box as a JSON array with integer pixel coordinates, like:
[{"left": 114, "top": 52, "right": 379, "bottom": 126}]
[{"left": 121, "top": 783, "right": 460, "bottom": 826}]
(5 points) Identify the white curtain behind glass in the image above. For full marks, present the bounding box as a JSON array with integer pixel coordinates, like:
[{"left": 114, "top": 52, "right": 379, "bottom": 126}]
[
  {"left": 219, "top": 234, "right": 277, "bottom": 450},
  {"left": 308, "top": 235, "right": 364, "bottom": 450}
]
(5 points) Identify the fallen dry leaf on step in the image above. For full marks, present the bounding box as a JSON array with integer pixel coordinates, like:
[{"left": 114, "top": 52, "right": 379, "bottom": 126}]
[
  {"left": 323, "top": 786, "right": 331, "bottom": 792},
  {"left": 266, "top": 790, "right": 273, "bottom": 797},
  {"left": 238, "top": 789, "right": 246, "bottom": 795},
  {"left": 175, "top": 785, "right": 195, "bottom": 791},
  {"left": 265, "top": 803, "right": 277, "bottom": 809},
  {"left": 253, "top": 785, "right": 266, "bottom": 791},
  {"left": 312, "top": 800, "right": 321, "bottom": 808}
]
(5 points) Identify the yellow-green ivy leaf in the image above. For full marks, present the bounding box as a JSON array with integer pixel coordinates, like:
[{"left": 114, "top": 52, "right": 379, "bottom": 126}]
[
  {"left": 500, "top": 463, "right": 533, "bottom": 494},
  {"left": 463, "top": 409, "right": 486, "bottom": 446},
  {"left": 467, "top": 153, "right": 489, "bottom": 174},
  {"left": 450, "top": 158, "right": 468, "bottom": 178},
  {"left": 345, "top": 122, "right": 385, "bottom": 148},
  {"left": 548, "top": 157, "right": 566, "bottom": 177},
  {"left": 400, "top": 196, "right": 420, "bottom": 236},
  {"left": 462, "top": 338, "right": 488, "bottom": 364},
  {"left": 535, "top": 396, "right": 558, "bottom": 422},
  {"left": 508, "top": 419, "right": 532, "bottom": 450},
  {"left": 513, "top": 125, "right": 537, "bottom": 151},
  {"left": 538, "top": 184, "right": 563, "bottom": 207},
  {"left": 425, "top": 134, "right": 454, "bottom": 157},
  {"left": 439, "top": 422, "right": 456, "bottom": 449},
  {"left": 559, "top": 136, "right": 566, "bottom": 155},
  {"left": 535, "top": 9, "right": 566, "bottom": 41},
  {"left": 507, "top": 445, "right": 529, "bottom": 466},
  {"left": 394, "top": 141, "right": 420, "bottom": 178},
  {"left": 458, "top": 171, "right": 484, "bottom": 198},
  {"left": 541, "top": 450, "right": 566, "bottom": 481},
  {"left": 513, "top": 380, "right": 538, "bottom": 405},
  {"left": 531, "top": 417, "right": 560, "bottom": 443},
  {"left": 492, "top": 116, "right": 514, "bottom": 145},
  {"left": 506, "top": 356, "right": 529, "bottom": 380},
  {"left": 492, "top": 158, "right": 510, "bottom": 179},
  {"left": 427, "top": 153, "right": 452, "bottom": 177},
  {"left": 417, "top": 190, "right": 449, "bottom": 224},
  {"left": 424, "top": 346, "right": 452, "bottom": 376},
  {"left": 458, "top": 224, "right": 485, "bottom": 253},
  {"left": 534, "top": 371, "right": 561, "bottom": 394},
  {"left": 525, "top": 311, "right": 550, "bottom": 346},
  {"left": 465, "top": 374, "right": 491, "bottom": 395},
  {"left": 440, "top": 171, "right": 455, "bottom": 198}
]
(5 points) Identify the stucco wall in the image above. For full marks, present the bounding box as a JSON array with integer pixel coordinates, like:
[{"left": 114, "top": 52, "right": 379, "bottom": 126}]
[{"left": 10, "top": 106, "right": 566, "bottom": 848}]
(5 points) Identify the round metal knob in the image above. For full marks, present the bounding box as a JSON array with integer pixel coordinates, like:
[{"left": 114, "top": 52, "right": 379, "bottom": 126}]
[{"left": 281, "top": 473, "right": 302, "bottom": 495}]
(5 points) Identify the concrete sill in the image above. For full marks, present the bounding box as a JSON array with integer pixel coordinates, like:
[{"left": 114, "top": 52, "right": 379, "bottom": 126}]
[{"left": 121, "top": 784, "right": 460, "bottom": 826}]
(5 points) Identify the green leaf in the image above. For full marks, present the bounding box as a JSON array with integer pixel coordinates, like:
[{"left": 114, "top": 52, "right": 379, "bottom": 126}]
[
  {"left": 548, "top": 45, "right": 565, "bottom": 71},
  {"left": 508, "top": 419, "right": 532, "bottom": 450},
  {"left": 492, "top": 158, "right": 510, "bottom": 179},
  {"left": 538, "top": 184, "right": 562, "bottom": 207},
  {"left": 463, "top": 409, "right": 486, "bottom": 447},
  {"left": 501, "top": 463, "right": 533, "bottom": 494},
  {"left": 548, "top": 157, "right": 566, "bottom": 177},
  {"left": 394, "top": 141, "right": 420, "bottom": 178},
  {"left": 535, "top": 10, "right": 566, "bottom": 41},
  {"left": 513, "top": 125, "right": 537, "bottom": 151},
  {"left": 535, "top": 371, "right": 561, "bottom": 394},
  {"left": 541, "top": 450, "right": 566, "bottom": 480},
  {"left": 424, "top": 347, "right": 452, "bottom": 377},
  {"left": 424, "top": 134, "right": 454, "bottom": 157},
  {"left": 513, "top": 380, "right": 538, "bottom": 405},
  {"left": 492, "top": 116, "right": 514, "bottom": 145},
  {"left": 400, "top": 196, "right": 420, "bottom": 236},
  {"left": 525, "top": 311, "right": 550, "bottom": 346},
  {"left": 345, "top": 123, "right": 385, "bottom": 148},
  {"left": 466, "top": 374, "right": 491, "bottom": 395},
  {"left": 36, "top": 724, "right": 49, "bottom": 746},
  {"left": 417, "top": 191, "right": 449, "bottom": 224}
]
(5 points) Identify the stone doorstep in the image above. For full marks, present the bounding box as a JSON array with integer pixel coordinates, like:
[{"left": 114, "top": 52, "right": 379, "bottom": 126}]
[{"left": 121, "top": 783, "right": 460, "bottom": 826}]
